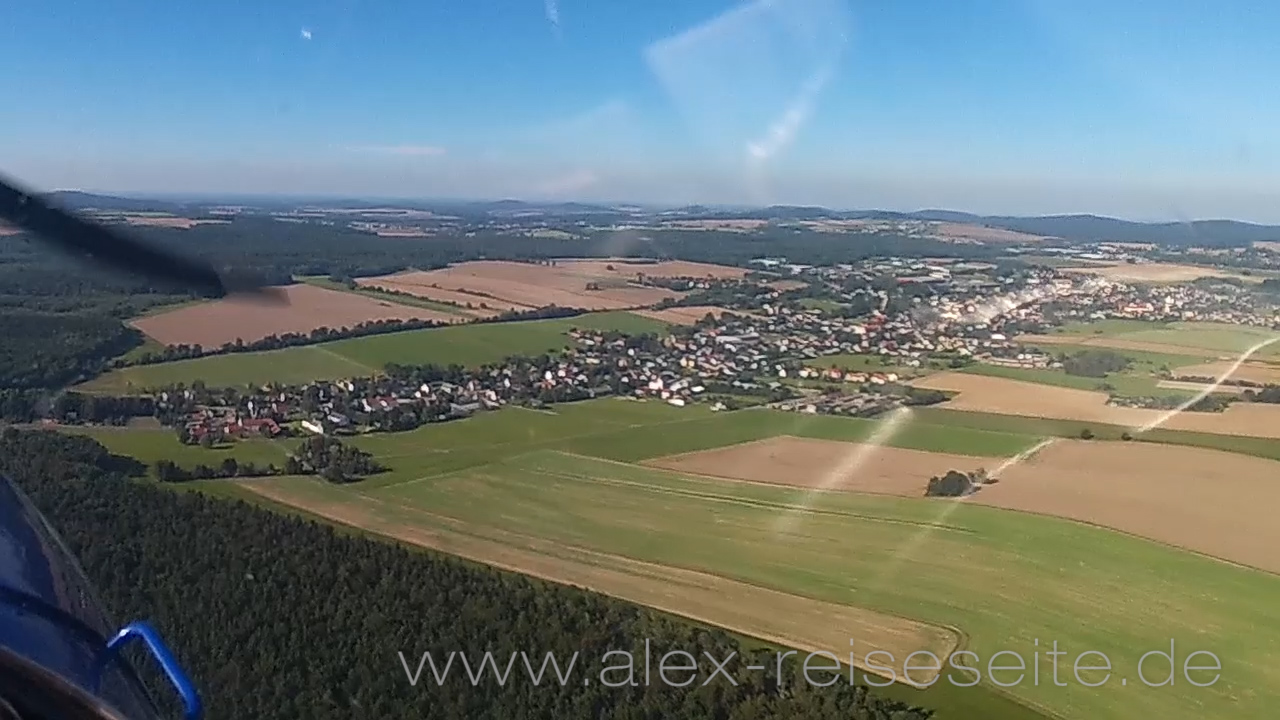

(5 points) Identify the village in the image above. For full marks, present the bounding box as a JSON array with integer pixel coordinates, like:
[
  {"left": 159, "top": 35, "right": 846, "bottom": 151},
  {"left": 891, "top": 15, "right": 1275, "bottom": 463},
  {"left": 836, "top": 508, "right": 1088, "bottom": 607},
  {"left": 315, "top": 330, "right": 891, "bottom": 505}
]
[{"left": 121, "top": 255, "right": 1280, "bottom": 444}]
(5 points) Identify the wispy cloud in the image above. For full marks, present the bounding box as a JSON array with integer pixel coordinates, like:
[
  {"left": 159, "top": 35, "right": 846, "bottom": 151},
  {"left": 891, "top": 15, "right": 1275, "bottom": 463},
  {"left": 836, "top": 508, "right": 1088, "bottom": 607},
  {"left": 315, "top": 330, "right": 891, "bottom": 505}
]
[
  {"left": 544, "top": 0, "right": 561, "bottom": 35},
  {"left": 300, "top": 28, "right": 312, "bottom": 41},
  {"left": 645, "top": 0, "right": 850, "bottom": 167},
  {"left": 347, "top": 145, "right": 447, "bottom": 157},
  {"left": 746, "top": 64, "right": 834, "bottom": 162}
]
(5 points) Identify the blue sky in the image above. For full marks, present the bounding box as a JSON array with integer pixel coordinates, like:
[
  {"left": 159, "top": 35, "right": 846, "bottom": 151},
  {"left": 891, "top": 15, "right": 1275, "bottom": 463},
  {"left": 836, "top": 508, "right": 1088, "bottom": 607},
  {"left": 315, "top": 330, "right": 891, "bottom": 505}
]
[{"left": 3, "top": 0, "right": 1280, "bottom": 220}]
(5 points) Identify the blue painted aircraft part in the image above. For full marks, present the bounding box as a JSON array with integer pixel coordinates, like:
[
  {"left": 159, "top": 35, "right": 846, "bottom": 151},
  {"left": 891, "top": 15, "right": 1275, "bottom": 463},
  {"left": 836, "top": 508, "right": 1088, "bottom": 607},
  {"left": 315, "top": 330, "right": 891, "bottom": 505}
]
[{"left": 0, "top": 473, "right": 202, "bottom": 718}]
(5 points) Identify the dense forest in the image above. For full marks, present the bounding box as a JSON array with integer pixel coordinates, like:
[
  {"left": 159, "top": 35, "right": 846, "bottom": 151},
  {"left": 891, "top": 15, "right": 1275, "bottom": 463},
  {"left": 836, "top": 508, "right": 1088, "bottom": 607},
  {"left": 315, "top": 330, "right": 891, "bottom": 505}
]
[
  {"left": 4, "top": 430, "right": 931, "bottom": 720},
  {"left": 0, "top": 309, "right": 144, "bottom": 388},
  {"left": 118, "top": 217, "right": 1010, "bottom": 280}
]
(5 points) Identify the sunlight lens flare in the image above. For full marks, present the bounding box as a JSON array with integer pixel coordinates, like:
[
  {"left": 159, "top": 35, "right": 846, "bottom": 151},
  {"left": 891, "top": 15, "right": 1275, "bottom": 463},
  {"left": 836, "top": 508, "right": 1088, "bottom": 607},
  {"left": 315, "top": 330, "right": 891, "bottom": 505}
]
[{"left": 772, "top": 406, "right": 912, "bottom": 537}]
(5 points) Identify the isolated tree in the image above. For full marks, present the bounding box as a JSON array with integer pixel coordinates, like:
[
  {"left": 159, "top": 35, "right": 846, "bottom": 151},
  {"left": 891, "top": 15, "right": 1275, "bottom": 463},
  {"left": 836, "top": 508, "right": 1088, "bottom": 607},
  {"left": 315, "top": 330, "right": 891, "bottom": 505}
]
[{"left": 1079, "top": 428, "right": 1095, "bottom": 440}]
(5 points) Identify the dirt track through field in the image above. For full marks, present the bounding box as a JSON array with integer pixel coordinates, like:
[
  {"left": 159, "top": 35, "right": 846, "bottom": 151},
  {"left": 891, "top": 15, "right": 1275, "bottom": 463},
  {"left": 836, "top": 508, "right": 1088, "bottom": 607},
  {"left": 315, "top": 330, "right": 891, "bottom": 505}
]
[
  {"left": 911, "top": 372, "right": 1280, "bottom": 439},
  {"left": 130, "top": 283, "right": 461, "bottom": 347},
  {"left": 238, "top": 479, "right": 958, "bottom": 685},
  {"left": 979, "top": 440, "right": 1280, "bottom": 574},
  {"left": 645, "top": 436, "right": 1000, "bottom": 496}
]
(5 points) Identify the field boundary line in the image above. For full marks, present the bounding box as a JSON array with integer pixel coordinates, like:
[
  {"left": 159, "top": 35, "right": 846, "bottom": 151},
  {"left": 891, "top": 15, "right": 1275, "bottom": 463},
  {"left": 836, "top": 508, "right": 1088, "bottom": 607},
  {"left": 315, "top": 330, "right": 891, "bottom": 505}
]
[
  {"left": 507, "top": 461, "right": 975, "bottom": 534},
  {"left": 366, "top": 411, "right": 748, "bottom": 491},
  {"left": 238, "top": 479, "right": 959, "bottom": 686},
  {"left": 551, "top": 450, "right": 976, "bottom": 528},
  {"left": 310, "top": 344, "right": 378, "bottom": 374},
  {"left": 973, "top": 502, "right": 1280, "bottom": 579}
]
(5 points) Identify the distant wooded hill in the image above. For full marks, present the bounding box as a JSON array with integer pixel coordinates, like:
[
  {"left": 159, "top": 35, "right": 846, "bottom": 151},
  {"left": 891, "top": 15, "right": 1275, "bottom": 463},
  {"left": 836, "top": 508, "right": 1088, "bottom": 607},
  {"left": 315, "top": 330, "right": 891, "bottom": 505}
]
[{"left": 37, "top": 191, "right": 1280, "bottom": 246}]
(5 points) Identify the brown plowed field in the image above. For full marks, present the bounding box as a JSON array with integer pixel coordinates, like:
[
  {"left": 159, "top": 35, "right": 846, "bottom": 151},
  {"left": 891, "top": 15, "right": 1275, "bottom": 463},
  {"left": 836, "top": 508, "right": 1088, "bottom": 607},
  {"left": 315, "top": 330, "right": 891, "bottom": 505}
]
[
  {"left": 130, "top": 284, "right": 459, "bottom": 348},
  {"left": 645, "top": 436, "right": 999, "bottom": 496},
  {"left": 980, "top": 439, "right": 1280, "bottom": 574},
  {"left": 646, "top": 434, "right": 1280, "bottom": 574},
  {"left": 358, "top": 261, "right": 684, "bottom": 311},
  {"left": 910, "top": 372, "right": 1280, "bottom": 439}
]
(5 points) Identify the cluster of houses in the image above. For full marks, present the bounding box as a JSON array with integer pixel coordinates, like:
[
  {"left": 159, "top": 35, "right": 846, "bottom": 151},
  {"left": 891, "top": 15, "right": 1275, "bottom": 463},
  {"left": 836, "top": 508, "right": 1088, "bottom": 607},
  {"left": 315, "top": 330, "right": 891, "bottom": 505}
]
[{"left": 155, "top": 255, "right": 1280, "bottom": 439}]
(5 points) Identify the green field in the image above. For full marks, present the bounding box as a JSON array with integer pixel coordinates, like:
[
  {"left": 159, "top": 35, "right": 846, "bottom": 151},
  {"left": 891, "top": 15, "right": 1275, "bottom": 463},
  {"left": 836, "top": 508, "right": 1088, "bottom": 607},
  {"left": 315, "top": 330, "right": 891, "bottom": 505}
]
[
  {"left": 969, "top": 333, "right": 1240, "bottom": 398},
  {"left": 80, "top": 311, "right": 668, "bottom": 392},
  {"left": 1048, "top": 320, "right": 1280, "bottom": 357},
  {"left": 82, "top": 397, "right": 1280, "bottom": 720},
  {"left": 806, "top": 353, "right": 930, "bottom": 376},
  {"left": 206, "top": 399, "right": 1280, "bottom": 720},
  {"left": 63, "top": 426, "right": 297, "bottom": 468},
  {"left": 958, "top": 363, "right": 1194, "bottom": 399}
]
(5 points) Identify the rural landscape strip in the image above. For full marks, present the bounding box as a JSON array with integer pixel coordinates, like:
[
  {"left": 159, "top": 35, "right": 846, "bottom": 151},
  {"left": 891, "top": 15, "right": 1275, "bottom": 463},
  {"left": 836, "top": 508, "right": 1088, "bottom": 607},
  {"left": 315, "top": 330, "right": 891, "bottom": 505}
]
[{"left": 238, "top": 478, "right": 958, "bottom": 686}]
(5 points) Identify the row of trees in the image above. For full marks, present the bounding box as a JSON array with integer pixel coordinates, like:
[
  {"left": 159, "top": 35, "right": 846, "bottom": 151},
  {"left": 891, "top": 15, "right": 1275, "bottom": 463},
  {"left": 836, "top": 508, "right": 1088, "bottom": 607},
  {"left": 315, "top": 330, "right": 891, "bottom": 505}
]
[
  {"left": 2, "top": 429, "right": 932, "bottom": 720},
  {"left": 152, "top": 457, "right": 280, "bottom": 482},
  {"left": 118, "top": 317, "right": 450, "bottom": 367}
]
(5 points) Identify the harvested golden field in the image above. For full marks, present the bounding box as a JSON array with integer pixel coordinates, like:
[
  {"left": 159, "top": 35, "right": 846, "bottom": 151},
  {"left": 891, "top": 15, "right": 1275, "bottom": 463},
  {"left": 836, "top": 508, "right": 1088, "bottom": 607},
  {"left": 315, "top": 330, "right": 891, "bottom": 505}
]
[
  {"left": 356, "top": 276, "right": 518, "bottom": 315},
  {"left": 911, "top": 372, "right": 1280, "bottom": 439},
  {"left": 633, "top": 305, "right": 758, "bottom": 325},
  {"left": 556, "top": 258, "right": 749, "bottom": 280},
  {"left": 239, "top": 478, "right": 957, "bottom": 685},
  {"left": 1173, "top": 360, "right": 1280, "bottom": 384},
  {"left": 1061, "top": 262, "right": 1259, "bottom": 283},
  {"left": 645, "top": 436, "right": 1000, "bottom": 496},
  {"left": 130, "top": 283, "right": 461, "bottom": 348},
  {"left": 1017, "top": 333, "right": 1227, "bottom": 358},
  {"left": 930, "top": 222, "right": 1045, "bottom": 243},
  {"left": 359, "top": 260, "right": 694, "bottom": 311},
  {"left": 982, "top": 440, "right": 1280, "bottom": 574}
]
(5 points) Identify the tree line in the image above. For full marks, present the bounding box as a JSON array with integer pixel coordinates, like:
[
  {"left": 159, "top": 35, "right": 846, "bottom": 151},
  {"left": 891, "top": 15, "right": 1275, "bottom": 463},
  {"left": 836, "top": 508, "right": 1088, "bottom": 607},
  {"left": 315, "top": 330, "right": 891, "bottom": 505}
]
[
  {"left": 3, "top": 429, "right": 932, "bottom": 720},
  {"left": 117, "top": 317, "right": 449, "bottom": 367}
]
